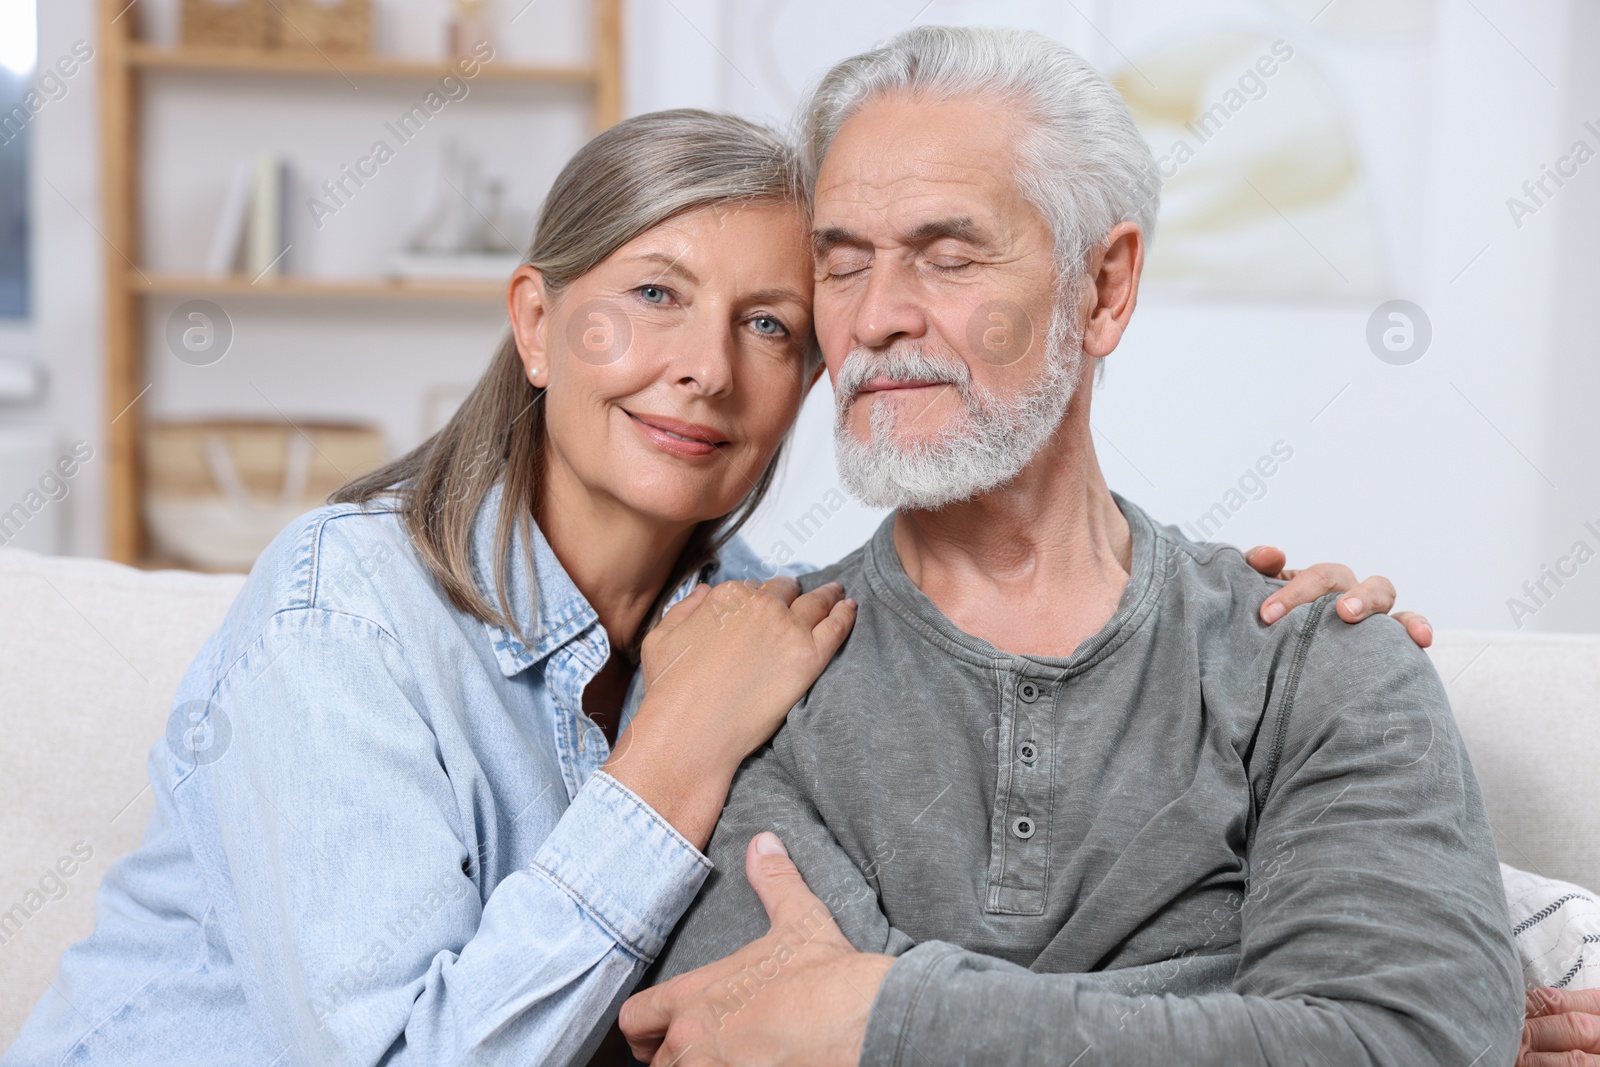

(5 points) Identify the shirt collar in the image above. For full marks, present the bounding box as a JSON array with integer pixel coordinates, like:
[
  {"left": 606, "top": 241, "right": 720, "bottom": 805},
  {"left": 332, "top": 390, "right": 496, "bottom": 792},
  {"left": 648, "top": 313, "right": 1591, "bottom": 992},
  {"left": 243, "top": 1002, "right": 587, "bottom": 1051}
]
[{"left": 471, "top": 482, "right": 722, "bottom": 677}]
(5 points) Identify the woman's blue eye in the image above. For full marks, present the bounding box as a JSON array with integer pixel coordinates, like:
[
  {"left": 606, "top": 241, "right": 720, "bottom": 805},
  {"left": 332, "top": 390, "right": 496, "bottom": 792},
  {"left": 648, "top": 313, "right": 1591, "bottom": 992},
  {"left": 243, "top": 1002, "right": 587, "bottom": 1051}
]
[
  {"left": 752, "top": 316, "right": 783, "bottom": 336},
  {"left": 639, "top": 285, "right": 667, "bottom": 303}
]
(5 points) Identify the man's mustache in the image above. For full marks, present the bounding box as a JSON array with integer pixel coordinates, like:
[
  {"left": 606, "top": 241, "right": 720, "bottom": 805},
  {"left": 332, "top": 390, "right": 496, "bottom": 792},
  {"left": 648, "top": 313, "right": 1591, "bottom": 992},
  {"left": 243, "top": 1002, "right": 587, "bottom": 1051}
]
[{"left": 834, "top": 346, "right": 972, "bottom": 409}]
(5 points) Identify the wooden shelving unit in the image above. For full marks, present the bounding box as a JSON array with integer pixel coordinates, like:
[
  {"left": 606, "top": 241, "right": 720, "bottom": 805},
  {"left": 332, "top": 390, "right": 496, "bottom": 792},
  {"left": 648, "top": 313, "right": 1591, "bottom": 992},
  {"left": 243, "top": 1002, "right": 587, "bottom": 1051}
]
[
  {"left": 125, "top": 42, "right": 597, "bottom": 84},
  {"left": 99, "top": 0, "right": 623, "bottom": 565},
  {"left": 130, "top": 271, "right": 507, "bottom": 302}
]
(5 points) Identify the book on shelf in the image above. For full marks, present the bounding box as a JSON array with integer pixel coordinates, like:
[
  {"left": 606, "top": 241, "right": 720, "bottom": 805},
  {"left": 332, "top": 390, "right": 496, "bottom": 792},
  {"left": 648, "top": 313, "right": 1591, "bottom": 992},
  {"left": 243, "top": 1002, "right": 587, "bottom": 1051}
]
[
  {"left": 247, "top": 154, "right": 289, "bottom": 278},
  {"left": 204, "top": 161, "right": 253, "bottom": 276},
  {"left": 206, "top": 153, "right": 289, "bottom": 279}
]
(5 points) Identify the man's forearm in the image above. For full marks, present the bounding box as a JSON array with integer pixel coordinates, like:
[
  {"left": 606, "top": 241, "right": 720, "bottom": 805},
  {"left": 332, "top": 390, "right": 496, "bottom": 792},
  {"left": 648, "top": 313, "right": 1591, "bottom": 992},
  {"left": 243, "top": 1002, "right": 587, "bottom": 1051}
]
[{"left": 862, "top": 944, "right": 1503, "bottom": 1067}]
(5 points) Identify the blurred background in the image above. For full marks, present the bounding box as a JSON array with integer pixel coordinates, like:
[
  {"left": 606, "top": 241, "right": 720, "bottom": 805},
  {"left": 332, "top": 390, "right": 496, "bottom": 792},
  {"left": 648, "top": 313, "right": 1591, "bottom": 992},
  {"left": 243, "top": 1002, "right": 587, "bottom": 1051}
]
[{"left": 1, "top": 0, "right": 1596, "bottom": 630}]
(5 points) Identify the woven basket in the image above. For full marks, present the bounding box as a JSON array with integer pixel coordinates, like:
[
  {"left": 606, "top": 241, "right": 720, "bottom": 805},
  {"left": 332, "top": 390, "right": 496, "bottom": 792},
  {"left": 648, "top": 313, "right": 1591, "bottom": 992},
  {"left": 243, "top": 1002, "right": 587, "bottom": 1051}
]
[
  {"left": 270, "top": 0, "right": 372, "bottom": 54},
  {"left": 144, "top": 419, "right": 385, "bottom": 570},
  {"left": 180, "top": 0, "right": 270, "bottom": 49}
]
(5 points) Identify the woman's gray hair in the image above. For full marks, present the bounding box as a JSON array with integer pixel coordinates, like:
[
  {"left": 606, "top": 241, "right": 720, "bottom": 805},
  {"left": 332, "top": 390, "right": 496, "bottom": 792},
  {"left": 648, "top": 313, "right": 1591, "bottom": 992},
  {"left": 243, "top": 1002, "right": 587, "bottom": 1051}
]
[
  {"left": 533, "top": 109, "right": 810, "bottom": 293},
  {"left": 801, "top": 25, "right": 1160, "bottom": 279}
]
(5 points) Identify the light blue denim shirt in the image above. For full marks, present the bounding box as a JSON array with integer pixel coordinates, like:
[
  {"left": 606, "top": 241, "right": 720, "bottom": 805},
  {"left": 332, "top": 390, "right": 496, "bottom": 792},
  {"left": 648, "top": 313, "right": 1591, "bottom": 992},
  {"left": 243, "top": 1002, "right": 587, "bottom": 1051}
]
[{"left": 6, "top": 485, "right": 784, "bottom": 1067}]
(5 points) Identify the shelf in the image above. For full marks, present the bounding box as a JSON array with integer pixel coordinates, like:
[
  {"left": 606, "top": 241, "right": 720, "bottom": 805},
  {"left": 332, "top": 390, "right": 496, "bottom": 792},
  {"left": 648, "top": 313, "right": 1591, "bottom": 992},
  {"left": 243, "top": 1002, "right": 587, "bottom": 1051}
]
[
  {"left": 126, "top": 43, "right": 596, "bottom": 86},
  {"left": 99, "top": 0, "right": 621, "bottom": 564},
  {"left": 131, "top": 272, "right": 508, "bottom": 302}
]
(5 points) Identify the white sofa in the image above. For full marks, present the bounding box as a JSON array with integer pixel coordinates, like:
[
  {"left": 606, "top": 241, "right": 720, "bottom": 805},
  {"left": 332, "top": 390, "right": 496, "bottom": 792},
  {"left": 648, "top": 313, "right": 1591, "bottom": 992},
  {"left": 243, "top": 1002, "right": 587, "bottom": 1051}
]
[{"left": 1, "top": 547, "right": 1597, "bottom": 1047}]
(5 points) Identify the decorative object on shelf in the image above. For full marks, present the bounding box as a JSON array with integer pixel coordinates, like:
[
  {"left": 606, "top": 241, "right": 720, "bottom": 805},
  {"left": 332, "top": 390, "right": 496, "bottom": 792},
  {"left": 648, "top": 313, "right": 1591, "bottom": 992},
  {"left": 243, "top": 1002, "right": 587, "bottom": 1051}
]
[
  {"left": 180, "top": 0, "right": 270, "bottom": 50},
  {"left": 388, "top": 139, "right": 522, "bottom": 282},
  {"left": 449, "top": 0, "right": 496, "bottom": 60},
  {"left": 269, "top": 0, "right": 372, "bottom": 55},
  {"left": 143, "top": 419, "right": 385, "bottom": 570}
]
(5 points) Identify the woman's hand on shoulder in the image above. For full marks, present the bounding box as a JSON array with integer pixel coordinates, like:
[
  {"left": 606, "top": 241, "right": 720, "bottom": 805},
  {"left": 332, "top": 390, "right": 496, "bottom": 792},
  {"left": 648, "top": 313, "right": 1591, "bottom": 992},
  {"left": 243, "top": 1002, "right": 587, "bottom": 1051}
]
[
  {"left": 1247, "top": 545, "right": 1433, "bottom": 648},
  {"left": 641, "top": 578, "right": 855, "bottom": 722},
  {"left": 604, "top": 577, "right": 855, "bottom": 847}
]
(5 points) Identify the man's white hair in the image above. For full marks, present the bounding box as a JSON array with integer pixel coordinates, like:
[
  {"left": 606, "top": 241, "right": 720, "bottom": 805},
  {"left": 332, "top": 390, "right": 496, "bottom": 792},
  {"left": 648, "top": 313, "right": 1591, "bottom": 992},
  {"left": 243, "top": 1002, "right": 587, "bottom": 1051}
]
[{"left": 800, "top": 24, "right": 1160, "bottom": 279}]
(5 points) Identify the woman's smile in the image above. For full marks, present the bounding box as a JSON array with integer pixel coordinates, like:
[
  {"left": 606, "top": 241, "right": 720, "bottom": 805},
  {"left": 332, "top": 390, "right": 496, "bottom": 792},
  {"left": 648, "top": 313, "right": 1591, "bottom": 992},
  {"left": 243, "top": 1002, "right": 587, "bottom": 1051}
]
[{"left": 624, "top": 409, "right": 732, "bottom": 459}]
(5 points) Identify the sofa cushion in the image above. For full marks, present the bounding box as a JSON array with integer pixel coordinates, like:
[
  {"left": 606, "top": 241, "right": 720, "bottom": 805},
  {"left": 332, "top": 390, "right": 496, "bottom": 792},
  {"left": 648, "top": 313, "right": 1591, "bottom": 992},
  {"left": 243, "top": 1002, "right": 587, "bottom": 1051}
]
[
  {"left": 0, "top": 548, "right": 243, "bottom": 1045},
  {"left": 1430, "top": 632, "right": 1600, "bottom": 895}
]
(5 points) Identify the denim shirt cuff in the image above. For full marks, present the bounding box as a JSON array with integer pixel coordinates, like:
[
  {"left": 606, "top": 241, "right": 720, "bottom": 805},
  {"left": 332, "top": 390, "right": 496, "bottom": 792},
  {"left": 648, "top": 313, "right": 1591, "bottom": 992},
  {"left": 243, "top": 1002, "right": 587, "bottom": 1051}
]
[
  {"left": 859, "top": 941, "right": 965, "bottom": 1067},
  {"left": 530, "top": 771, "right": 712, "bottom": 962}
]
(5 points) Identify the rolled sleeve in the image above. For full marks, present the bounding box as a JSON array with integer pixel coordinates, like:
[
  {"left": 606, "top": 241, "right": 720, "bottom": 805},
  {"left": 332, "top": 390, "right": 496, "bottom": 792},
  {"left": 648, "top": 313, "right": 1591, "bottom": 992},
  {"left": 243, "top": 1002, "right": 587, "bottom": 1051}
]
[{"left": 531, "top": 771, "right": 712, "bottom": 962}]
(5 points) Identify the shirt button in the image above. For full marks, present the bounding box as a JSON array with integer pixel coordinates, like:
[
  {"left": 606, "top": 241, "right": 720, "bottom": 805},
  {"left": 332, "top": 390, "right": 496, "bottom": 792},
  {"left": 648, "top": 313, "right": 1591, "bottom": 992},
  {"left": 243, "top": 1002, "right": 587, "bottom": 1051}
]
[
  {"left": 1018, "top": 740, "right": 1038, "bottom": 764},
  {"left": 1018, "top": 681, "right": 1040, "bottom": 703},
  {"left": 1011, "top": 815, "right": 1036, "bottom": 839}
]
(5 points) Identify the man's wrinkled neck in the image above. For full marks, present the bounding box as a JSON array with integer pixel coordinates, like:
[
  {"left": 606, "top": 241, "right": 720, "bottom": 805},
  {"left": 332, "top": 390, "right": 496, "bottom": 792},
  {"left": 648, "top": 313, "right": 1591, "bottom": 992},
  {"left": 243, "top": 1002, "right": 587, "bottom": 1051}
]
[{"left": 888, "top": 385, "right": 1133, "bottom": 652}]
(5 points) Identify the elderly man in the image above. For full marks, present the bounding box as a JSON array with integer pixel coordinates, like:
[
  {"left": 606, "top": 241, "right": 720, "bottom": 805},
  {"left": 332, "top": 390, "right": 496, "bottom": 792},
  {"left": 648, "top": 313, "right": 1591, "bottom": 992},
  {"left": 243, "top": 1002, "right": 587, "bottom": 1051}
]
[{"left": 621, "top": 25, "right": 1528, "bottom": 1067}]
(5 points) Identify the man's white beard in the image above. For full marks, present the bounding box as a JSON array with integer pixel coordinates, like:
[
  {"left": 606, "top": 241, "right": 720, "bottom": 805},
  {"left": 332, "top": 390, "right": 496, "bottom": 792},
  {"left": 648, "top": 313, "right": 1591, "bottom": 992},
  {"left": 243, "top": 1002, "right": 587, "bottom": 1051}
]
[{"left": 832, "top": 297, "right": 1083, "bottom": 511}]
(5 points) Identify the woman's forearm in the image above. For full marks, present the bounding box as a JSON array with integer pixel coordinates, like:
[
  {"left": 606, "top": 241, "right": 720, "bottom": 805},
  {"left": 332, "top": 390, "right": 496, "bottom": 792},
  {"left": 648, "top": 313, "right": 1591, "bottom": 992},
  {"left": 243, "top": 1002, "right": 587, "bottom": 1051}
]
[{"left": 602, "top": 694, "right": 745, "bottom": 850}]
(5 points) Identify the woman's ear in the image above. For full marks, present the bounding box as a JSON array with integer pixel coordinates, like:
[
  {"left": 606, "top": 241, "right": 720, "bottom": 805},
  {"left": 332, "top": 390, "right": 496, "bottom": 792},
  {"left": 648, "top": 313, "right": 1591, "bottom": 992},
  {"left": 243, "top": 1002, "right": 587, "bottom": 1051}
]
[{"left": 508, "top": 266, "right": 552, "bottom": 388}]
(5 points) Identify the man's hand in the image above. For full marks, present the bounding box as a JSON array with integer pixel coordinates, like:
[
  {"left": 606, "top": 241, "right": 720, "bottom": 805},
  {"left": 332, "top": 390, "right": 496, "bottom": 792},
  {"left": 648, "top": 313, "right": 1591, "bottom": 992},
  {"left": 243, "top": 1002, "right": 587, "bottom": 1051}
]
[
  {"left": 1519, "top": 987, "right": 1600, "bottom": 1066},
  {"left": 620, "top": 833, "right": 894, "bottom": 1067},
  {"left": 1245, "top": 546, "right": 1433, "bottom": 648}
]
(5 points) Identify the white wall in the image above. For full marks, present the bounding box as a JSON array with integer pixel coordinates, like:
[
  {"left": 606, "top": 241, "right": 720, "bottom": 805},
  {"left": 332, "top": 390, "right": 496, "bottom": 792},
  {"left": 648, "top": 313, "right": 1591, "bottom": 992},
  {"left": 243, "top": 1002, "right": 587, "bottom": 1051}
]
[
  {"left": 1539, "top": 0, "right": 1600, "bottom": 631},
  {"left": 28, "top": 0, "right": 1600, "bottom": 630}
]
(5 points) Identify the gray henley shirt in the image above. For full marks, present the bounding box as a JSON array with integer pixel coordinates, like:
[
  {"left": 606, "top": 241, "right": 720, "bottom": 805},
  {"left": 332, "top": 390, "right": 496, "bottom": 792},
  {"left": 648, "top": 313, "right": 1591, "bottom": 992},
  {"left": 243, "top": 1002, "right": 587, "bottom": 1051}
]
[{"left": 652, "top": 495, "right": 1522, "bottom": 1066}]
